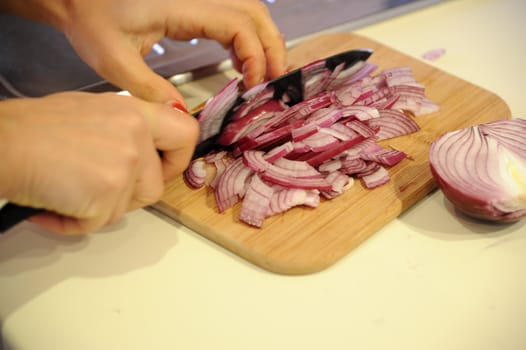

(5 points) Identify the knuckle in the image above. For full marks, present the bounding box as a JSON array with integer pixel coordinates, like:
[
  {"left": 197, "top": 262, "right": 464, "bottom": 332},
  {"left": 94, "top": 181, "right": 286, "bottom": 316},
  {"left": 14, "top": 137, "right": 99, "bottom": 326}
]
[
  {"left": 121, "top": 112, "right": 147, "bottom": 135},
  {"left": 121, "top": 146, "right": 141, "bottom": 168},
  {"left": 99, "top": 165, "right": 132, "bottom": 194}
]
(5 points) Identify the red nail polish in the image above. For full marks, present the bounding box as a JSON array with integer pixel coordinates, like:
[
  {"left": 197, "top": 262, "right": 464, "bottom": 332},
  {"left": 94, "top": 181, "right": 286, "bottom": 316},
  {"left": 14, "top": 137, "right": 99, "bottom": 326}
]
[{"left": 170, "top": 101, "right": 188, "bottom": 113}]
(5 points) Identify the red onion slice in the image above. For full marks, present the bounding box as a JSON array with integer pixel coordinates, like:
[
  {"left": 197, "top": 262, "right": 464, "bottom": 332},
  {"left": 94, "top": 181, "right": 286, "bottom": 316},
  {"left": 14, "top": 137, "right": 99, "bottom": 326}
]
[
  {"left": 429, "top": 118, "right": 526, "bottom": 222},
  {"left": 361, "top": 166, "right": 390, "bottom": 189},
  {"left": 269, "top": 188, "right": 320, "bottom": 216},
  {"left": 214, "top": 158, "right": 254, "bottom": 213},
  {"left": 197, "top": 78, "right": 240, "bottom": 142},
  {"left": 239, "top": 174, "right": 274, "bottom": 227},
  {"left": 216, "top": 99, "right": 286, "bottom": 146},
  {"left": 422, "top": 48, "right": 446, "bottom": 61},
  {"left": 183, "top": 159, "right": 207, "bottom": 189},
  {"left": 367, "top": 109, "right": 420, "bottom": 140}
]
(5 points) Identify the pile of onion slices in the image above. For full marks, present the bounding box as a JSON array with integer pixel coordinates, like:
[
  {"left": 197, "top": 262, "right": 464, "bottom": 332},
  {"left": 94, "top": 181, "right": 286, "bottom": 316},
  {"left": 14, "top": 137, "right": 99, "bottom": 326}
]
[
  {"left": 429, "top": 118, "right": 526, "bottom": 222},
  {"left": 184, "top": 54, "right": 440, "bottom": 228}
]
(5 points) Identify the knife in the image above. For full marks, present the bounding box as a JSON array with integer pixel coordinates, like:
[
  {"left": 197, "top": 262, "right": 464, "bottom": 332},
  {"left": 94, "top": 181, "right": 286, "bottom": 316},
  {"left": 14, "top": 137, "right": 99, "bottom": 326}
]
[{"left": 0, "top": 48, "right": 372, "bottom": 233}]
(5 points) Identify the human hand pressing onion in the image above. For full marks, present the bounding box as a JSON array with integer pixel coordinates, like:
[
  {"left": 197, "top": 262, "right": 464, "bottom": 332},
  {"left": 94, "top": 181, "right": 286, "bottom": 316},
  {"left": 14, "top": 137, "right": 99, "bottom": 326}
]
[
  {"left": 0, "top": 0, "right": 286, "bottom": 234},
  {"left": 2, "top": 0, "right": 287, "bottom": 104}
]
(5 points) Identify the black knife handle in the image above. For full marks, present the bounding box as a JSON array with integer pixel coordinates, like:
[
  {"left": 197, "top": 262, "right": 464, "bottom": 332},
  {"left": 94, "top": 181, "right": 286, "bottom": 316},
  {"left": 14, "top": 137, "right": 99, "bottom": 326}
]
[{"left": 0, "top": 203, "right": 42, "bottom": 233}]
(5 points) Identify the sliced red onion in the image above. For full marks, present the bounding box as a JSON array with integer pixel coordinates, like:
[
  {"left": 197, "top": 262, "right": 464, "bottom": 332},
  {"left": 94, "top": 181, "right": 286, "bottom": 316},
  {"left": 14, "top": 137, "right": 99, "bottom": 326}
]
[
  {"left": 235, "top": 120, "right": 302, "bottom": 153},
  {"left": 373, "top": 95, "right": 400, "bottom": 110},
  {"left": 360, "top": 142, "right": 407, "bottom": 166},
  {"left": 183, "top": 159, "right": 207, "bottom": 189},
  {"left": 318, "top": 158, "right": 343, "bottom": 173},
  {"left": 240, "top": 82, "right": 270, "bottom": 103},
  {"left": 263, "top": 141, "right": 294, "bottom": 162},
  {"left": 291, "top": 122, "right": 319, "bottom": 142},
  {"left": 340, "top": 157, "right": 368, "bottom": 175},
  {"left": 414, "top": 97, "right": 440, "bottom": 116},
  {"left": 188, "top": 53, "right": 440, "bottom": 228},
  {"left": 354, "top": 161, "right": 381, "bottom": 178},
  {"left": 306, "top": 135, "right": 367, "bottom": 167},
  {"left": 204, "top": 150, "right": 228, "bottom": 163},
  {"left": 216, "top": 99, "right": 286, "bottom": 146},
  {"left": 231, "top": 86, "right": 275, "bottom": 121},
  {"left": 261, "top": 169, "right": 332, "bottom": 190},
  {"left": 271, "top": 91, "right": 334, "bottom": 127},
  {"left": 382, "top": 66, "right": 416, "bottom": 86},
  {"left": 304, "top": 106, "right": 344, "bottom": 128},
  {"left": 367, "top": 109, "right": 420, "bottom": 140},
  {"left": 214, "top": 158, "right": 254, "bottom": 213},
  {"left": 319, "top": 123, "right": 358, "bottom": 141},
  {"left": 361, "top": 166, "right": 390, "bottom": 189},
  {"left": 302, "top": 59, "right": 331, "bottom": 99},
  {"left": 345, "top": 120, "right": 378, "bottom": 138},
  {"left": 209, "top": 156, "right": 232, "bottom": 189},
  {"left": 339, "top": 105, "right": 380, "bottom": 121},
  {"left": 302, "top": 133, "right": 340, "bottom": 152},
  {"left": 269, "top": 188, "right": 320, "bottom": 216},
  {"left": 320, "top": 171, "right": 353, "bottom": 198},
  {"left": 239, "top": 174, "right": 274, "bottom": 227},
  {"left": 341, "top": 138, "right": 377, "bottom": 158},
  {"left": 197, "top": 78, "right": 240, "bottom": 142},
  {"left": 422, "top": 48, "right": 446, "bottom": 61},
  {"left": 289, "top": 107, "right": 343, "bottom": 143},
  {"left": 429, "top": 118, "right": 526, "bottom": 222},
  {"left": 243, "top": 150, "right": 322, "bottom": 178},
  {"left": 329, "top": 61, "right": 377, "bottom": 89}
]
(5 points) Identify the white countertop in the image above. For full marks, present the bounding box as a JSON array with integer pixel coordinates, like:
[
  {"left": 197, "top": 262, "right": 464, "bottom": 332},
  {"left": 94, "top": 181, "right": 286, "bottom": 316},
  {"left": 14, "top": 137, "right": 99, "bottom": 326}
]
[{"left": 1, "top": 0, "right": 525, "bottom": 349}]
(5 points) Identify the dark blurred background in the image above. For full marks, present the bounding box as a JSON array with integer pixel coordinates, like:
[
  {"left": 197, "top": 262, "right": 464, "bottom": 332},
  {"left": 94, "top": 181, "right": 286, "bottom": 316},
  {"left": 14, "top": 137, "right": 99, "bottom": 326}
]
[{"left": 0, "top": 0, "right": 442, "bottom": 98}]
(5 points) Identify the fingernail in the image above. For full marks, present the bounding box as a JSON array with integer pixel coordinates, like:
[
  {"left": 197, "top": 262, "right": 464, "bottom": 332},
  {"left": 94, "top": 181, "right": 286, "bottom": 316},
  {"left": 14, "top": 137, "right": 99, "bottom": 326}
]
[{"left": 169, "top": 100, "right": 188, "bottom": 113}]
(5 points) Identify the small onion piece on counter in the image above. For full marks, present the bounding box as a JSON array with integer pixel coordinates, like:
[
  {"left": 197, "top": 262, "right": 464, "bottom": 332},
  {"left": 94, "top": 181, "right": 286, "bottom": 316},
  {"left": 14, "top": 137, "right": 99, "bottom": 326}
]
[{"left": 429, "top": 118, "right": 526, "bottom": 222}]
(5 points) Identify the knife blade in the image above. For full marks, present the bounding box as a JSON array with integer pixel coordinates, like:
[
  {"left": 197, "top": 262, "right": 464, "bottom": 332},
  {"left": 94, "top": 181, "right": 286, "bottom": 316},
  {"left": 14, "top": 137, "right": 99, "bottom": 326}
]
[{"left": 0, "top": 48, "right": 372, "bottom": 233}]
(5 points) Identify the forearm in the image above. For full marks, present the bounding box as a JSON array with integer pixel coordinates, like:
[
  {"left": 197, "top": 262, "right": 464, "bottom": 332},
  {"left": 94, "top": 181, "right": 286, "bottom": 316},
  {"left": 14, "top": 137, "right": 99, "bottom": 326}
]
[{"left": 0, "top": 0, "right": 69, "bottom": 29}]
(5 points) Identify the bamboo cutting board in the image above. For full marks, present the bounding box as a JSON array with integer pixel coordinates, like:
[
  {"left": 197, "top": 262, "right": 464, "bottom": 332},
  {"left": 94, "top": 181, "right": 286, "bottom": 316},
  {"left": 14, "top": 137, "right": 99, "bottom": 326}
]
[{"left": 153, "top": 33, "right": 511, "bottom": 275}]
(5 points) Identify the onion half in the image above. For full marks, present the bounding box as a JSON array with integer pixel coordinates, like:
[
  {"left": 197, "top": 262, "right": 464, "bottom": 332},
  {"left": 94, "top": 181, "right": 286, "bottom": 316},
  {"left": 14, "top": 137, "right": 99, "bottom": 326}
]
[{"left": 429, "top": 118, "right": 526, "bottom": 222}]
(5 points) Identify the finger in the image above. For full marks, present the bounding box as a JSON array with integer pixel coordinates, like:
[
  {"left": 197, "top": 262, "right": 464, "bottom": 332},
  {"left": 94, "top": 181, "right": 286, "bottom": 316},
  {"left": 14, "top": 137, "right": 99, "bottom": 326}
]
[
  {"left": 261, "top": 30, "right": 287, "bottom": 80},
  {"left": 168, "top": 5, "right": 268, "bottom": 88},
  {"left": 126, "top": 137, "right": 165, "bottom": 212},
  {"left": 29, "top": 212, "right": 103, "bottom": 235},
  {"left": 227, "top": 1, "right": 287, "bottom": 79},
  {"left": 76, "top": 30, "right": 186, "bottom": 105},
  {"left": 140, "top": 103, "right": 200, "bottom": 180}
]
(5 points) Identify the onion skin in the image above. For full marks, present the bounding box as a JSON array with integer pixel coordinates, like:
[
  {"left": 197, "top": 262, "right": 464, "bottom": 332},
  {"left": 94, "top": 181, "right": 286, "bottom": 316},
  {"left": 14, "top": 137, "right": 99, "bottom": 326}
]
[{"left": 429, "top": 118, "right": 526, "bottom": 223}]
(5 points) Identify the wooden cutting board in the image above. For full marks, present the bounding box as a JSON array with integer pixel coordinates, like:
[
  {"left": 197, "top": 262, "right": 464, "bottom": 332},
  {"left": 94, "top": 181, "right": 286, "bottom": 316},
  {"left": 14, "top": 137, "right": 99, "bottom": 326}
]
[{"left": 153, "top": 33, "right": 511, "bottom": 275}]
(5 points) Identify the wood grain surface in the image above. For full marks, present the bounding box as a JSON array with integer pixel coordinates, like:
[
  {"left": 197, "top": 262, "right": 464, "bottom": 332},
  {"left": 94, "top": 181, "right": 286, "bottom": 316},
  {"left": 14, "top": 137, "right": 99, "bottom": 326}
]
[{"left": 153, "top": 33, "right": 511, "bottom": 275}]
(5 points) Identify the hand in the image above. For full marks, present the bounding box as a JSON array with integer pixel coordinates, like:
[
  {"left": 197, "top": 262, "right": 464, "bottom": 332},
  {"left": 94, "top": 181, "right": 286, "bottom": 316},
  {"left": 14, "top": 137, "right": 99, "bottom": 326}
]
[
  {"left": 59, "top": 0, "right": 287, "bottom": 103},
  {"left": 0, "top": 92, "right": 199, "bottom": 234}
]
